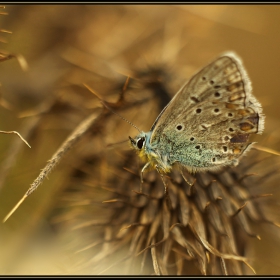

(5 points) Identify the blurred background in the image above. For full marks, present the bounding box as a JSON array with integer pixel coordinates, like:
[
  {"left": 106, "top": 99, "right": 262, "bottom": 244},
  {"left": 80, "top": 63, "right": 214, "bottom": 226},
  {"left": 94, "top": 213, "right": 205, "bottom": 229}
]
[{"left": 0, "top": 5, "right": 280, "bottom": 275}]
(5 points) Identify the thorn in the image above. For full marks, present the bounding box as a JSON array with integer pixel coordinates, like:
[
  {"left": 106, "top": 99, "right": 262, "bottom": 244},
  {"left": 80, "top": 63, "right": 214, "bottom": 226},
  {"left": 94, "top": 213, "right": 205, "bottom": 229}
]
[
  {"left": 83, "top": 83, "right": 102, "bottom": 99},
  {"left": 119, "top": 76, "right": 130, "bottom": 102},
  {"left": 232, "top": 201, "right": 248, "bottom": 217},
  {"left": 123, "top": 167, "right": 138, "bottom": 177},
  {"left": 238, "top": 173, "right": 257, "bottom": 182},
  {"left": 204, "top": 201, "right": 211, "bottom": 210},
  {"left": 273, "top": 222, "right": 280, "bottom": 228},
  {"left": 102, "top": 199, "right": 118, "bottom": 203}
]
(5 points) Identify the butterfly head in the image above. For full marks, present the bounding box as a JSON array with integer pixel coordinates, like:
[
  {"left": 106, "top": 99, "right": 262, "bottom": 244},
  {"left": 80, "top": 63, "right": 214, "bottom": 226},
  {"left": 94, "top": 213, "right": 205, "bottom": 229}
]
[
  {"left": 129, "top": 131, "right": 156, "bottom": 162},
  {"left": 129, "top": 131, "right": 172, "bottom": 173},
  {"left": 129, "top": 132, "right": 147, "bottom": 151}
]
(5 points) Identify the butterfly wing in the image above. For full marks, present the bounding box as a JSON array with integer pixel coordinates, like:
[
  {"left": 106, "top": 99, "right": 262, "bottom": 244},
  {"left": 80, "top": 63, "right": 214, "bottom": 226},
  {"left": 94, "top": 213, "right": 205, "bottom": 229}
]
[{"left": 150, "top": 52, "right": 265, "bottom": 171}]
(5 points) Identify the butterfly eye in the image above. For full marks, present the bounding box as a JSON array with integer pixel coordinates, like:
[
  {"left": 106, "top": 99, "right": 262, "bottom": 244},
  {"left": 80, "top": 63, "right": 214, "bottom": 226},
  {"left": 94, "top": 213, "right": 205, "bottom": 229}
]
[{"left": 137, "top": 137, "right": 145, "bottom": 149}]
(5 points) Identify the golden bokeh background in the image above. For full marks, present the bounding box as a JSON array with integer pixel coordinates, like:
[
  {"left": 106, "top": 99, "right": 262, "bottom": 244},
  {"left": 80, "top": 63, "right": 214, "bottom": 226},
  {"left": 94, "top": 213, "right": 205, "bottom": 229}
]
[{"left": 0, "top": 5, "right": 280, "bottom": 275}]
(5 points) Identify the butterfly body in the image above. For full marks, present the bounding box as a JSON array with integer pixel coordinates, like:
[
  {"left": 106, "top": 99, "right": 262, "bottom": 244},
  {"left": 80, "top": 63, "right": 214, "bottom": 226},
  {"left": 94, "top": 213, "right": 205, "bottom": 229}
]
[{"left": 130, "top": 53, "right": 265, "bottom": 175}]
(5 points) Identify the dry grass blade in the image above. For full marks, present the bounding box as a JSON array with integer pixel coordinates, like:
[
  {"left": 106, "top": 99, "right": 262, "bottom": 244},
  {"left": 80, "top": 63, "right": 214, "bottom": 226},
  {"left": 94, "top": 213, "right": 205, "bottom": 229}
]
[
  {"left": 0, "top": 53, "right": 14, "bottom": 62},
  {"left": 151, "top": 239, "right": 160, "bottom": 275},
  {"left": 190, "top": 223, "right": 256, "bottom": 274},
  {"left": 0, "top": 130, "right": 31, "bottom": 148},
  {"left": 220, "top": 258, "right": 228, "bottom": 275},
  {"left": 0, "top": 29, "right": 12, "bottom": 34},
  {"left": 0, "top": 5, "right": 7, "bottom": 16},
  {"left": 3, "top": 110, "right": 102, "bottom": 222},
  {"left": 253, "top": 144, "right": 280, "bottom": 156},
  {"left": 0, "top": 53, "right": 28, "bottom": 70}
]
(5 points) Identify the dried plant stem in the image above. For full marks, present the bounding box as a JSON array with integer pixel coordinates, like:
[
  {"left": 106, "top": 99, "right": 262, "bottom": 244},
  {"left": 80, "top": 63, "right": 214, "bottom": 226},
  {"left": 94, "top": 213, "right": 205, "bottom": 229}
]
[
  {"left": 0, "top": 54, "right": 15, "bottom": 62},
  {"left": 0, "top": 117, "right": 40, "bottom": 192},
  {"left": 189, "top": 223, "right": 256, "bottom": 274},
  {"left": 0, "top": 53, "right": 28, "bottom": 71},
  {"left": 253, "top": 144, "right": 280, "bottom": 156},
  {"left": 0, "top": 130, "right": 30, "bottom": 148},
  {"left": 0, "top": 29, "right": 12, "bottom": 34},
  {"left": 3, "top": 109, "right": 102, "bottom": 222}
]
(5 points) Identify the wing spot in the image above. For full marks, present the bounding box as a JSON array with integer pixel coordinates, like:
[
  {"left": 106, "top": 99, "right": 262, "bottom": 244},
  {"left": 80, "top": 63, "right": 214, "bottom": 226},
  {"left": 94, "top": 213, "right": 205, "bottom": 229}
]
[
  {"left": 195, "top": 145, "right": 201, "bottom": 149},
  {"left": 214, "top": 92, "right": 221, "bottom": 97},
  {"left": 210, "top": 80, "right": 214, "bottom": 85},
  {"left": 196, "top": 108, "right": 202, "bottom": 114},
  {"left": 228, "top": 113, "right": 233, "bottom": 117},
  {"left": 230, "top": 134, "right": 249, "bottom": 143},
  {"left": 223, "top": 146, "right": 228, "bottom": 152},
  {"left": 239, "top": 122, "right": 254, "bottom": 131},
  {"left": 238, "top": 109, "right": 253, "bottom": 116},
  {"left": 212, "top": 157, "right": 216, "bottom": 162},
  {"left": 229, "top": 92, "right": 245, "bottom": 102},
  {"left": 214, "top": 108, "right": 220, "bottom": 113},
  {"left": 200, "top": 124, "right": 208, "bottom": 131},
  {"left": 190, "top": 137, "right": 195, "bottom": 141},
  {"left": 190, "top": 96, "right": 199, "bottom": 103},
  {"left": 176, "top": 124, "right": 184, "bottom": 131},
  {"left": 226, "top": 103, "right": 238, "bottom": 109},
  {"left": 202, "top": 77, "right": 206, "bottom": 81},
  {"left": 233, "top": 148, "right": 241, "bottom": 154},
  {"left": 229, "top": 127, "right": 234, "bottom": 132},
  {"left": 224, "top": 136, "right": 230, "bottom": 141},
  {"left": 227, "top": 85, "right": 236, "bottom": 92}
]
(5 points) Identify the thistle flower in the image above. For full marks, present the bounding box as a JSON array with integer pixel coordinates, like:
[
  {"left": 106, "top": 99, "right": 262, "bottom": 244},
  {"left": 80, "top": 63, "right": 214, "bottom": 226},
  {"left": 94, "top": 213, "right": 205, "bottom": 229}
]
[{"left": 50, "top": 67, "right": 280, "bottom": 275}]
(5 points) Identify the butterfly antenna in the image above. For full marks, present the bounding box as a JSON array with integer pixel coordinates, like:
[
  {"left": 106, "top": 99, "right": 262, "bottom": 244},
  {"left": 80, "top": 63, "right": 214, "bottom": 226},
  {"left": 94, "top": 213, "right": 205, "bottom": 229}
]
[
  {"left": 106, "top": 139, "right": 129, "bottom": 148},
  {"left": 84, "top": 83, "right": 141, "bottom": 133}
]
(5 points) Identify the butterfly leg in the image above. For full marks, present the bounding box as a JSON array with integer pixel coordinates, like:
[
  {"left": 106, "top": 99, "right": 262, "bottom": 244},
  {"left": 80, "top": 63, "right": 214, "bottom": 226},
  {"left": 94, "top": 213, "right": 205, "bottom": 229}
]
[
  {"left": 155, "top": 165, "right": 172, "bottom": 209},
  {"left": 180, "top": 170, "right": 193, "bottom": 186},
  {"left": 140, "top": 162, "right": 150, "bottom": 192}
]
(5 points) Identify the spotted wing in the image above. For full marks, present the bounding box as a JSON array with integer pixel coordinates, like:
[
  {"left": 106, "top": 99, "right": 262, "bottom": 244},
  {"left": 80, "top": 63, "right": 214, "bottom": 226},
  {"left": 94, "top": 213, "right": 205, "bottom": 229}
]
[{"left": 150, "top": 52, "right": 265, "bottom": 171}]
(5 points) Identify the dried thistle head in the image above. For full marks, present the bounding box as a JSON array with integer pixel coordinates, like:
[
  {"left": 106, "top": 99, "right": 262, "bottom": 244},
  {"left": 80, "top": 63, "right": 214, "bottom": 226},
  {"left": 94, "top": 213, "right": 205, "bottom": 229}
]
[{"left": 50, "top": 65, "right": 280, "bottom": 275}]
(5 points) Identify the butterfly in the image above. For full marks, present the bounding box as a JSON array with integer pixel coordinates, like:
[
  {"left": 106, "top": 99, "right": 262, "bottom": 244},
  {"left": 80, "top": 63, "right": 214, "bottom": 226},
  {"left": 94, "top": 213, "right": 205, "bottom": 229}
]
[{"left": 129, "top": 52, "right": 265, "bottom": 184}]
